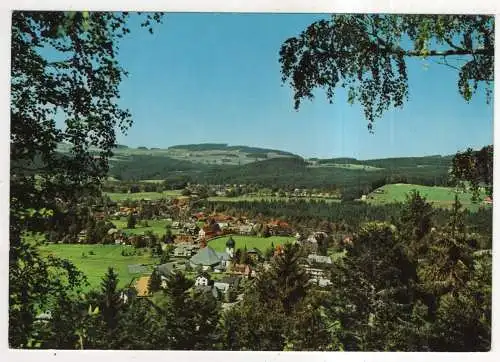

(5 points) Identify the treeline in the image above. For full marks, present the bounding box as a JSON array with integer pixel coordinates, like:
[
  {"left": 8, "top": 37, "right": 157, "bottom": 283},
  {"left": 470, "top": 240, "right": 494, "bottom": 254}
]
[
  {"left": 102, "top": 180, "right": 182, "bottom": 193},
  {"left": 318, "top": 154, "right": 453, "bottom": 168},
  {"left": 205, "top": 199, "right": 404, "bottom": 228},
  {"left": 108, "top": 155, "right": 453, "bottom": 192},
  {"left": 109, "top": 155, "right": 209, "bottom": 181},
  {"left": 202, "top": 199, "right": 492, "bottom": 243}
]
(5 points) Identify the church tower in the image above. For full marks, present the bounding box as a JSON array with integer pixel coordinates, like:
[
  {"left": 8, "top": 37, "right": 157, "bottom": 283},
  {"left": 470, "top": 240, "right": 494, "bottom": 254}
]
[{"left": 225, "top": 236, "right": 235, "bottom": 258}]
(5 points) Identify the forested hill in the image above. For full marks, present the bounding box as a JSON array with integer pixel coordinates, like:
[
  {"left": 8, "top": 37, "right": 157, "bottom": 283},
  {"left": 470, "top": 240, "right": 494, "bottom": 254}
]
[
  {"left": 168, "top": 143, "right": 297, "bottom": 156},
  {"left": 107, "top": 149, "right": 455, "bottom": 193},
  {"left": 56, "top": 141, "right": 457, "bottom": 190},
  {"left": 314, "top": 155, "right": 454, "bottom": 169},
  {"left": 56, "top": 142, "right": 301, "bottom": 166}
]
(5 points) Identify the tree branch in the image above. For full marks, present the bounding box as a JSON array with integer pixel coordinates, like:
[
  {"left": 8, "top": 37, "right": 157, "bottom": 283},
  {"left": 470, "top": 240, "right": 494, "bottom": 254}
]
[
  {"left": 443, "top": 37, "right": 464, "bottom": 51},
  {"left": 396, "top": 47, "right": 493, "bottom": 57}
]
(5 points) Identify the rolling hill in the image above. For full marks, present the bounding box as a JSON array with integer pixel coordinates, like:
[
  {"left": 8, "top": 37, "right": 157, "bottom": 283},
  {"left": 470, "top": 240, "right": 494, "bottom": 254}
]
[
  {"left": 85, "top": 142, "right": 300, "bottom": 166},
  {"left": 57, "top": 142, "right": 461, "bottom": 192}
]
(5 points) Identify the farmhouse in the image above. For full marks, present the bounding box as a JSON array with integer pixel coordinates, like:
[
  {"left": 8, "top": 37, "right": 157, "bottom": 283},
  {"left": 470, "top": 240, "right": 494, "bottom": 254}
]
[
  {"left": 267, "top": 220, "right": 293, "bottom": 236},
  {"left": 231, "top": 263, "right": 254, "bottom": 278},
  {"left": 155, "top": 262, "right": 187, "bottom": 288},
  {"left": 217, "top": 222, "right": 230, "bottom": 231},
  {"left": 183, "top": 222, "right": 200, "bottom": 236},
  {"left": 192, "top": 212, "right": 206, "bottom": 222},
  {"left": 309, "top": 277, "right": 333, "bottom": 287},
  {"left": 214, "top": 275, "right": 241, "bottom": 294},
  {"left": 195, "top": 272, "right": 212, "bottom": 286},
  {"left": 307, "top": 254, "right": 332, "bottom": 265},
  {"left": 173, "top": 243, "right": 198, "bottom": 257},
  {"left": 304, "top": 266, "right": 327, "bottom": 279},
  {"left": 213, "top": 281, "right": 231, "bottom": 294},
  {"left": 198, "top": 227, "right": 214, "bottom": 240},
  {"left": 77, "top": 230, "right": 87, "bottom": 243},
  {"left": 238, "top": 224, "right": 254, "bottom": 235},
  {"left": 306, "top": 231, "right": 328, "bottom": 244},
  {"left": 211, "top": 213, "right": 234, "bottom": 223},
  {"left": 174, "top": 234, "right": 195, "bottom": 244}
]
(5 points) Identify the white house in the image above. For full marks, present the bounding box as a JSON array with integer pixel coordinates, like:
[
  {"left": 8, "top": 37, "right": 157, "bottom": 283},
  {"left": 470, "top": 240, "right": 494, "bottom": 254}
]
[
  {"left": 195, "top": 272, "right": 211, "bottom": 286},
  {"left": 308, "top": 254, "right": 333, "bottom": 265},
  {"left": 214, "top": 281, "right": 230, "bottom": 293},
  {"left": 238, "top": 224, "right": 253, "bottom": 235}
]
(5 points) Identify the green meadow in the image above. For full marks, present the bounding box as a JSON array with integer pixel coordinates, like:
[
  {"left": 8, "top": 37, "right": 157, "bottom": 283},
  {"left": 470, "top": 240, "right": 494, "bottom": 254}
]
[
  {"left": 367, "top": 183, "right": 489, "bottom": 210},
  {"left": 38, "top": 244, "right": 159, "bottom": 290},
  {"left": 208, "top": 234, "right": 294, "bottom": 253},
  {"left": 113, "top": 217, "right": 172, "bottom": 236}
]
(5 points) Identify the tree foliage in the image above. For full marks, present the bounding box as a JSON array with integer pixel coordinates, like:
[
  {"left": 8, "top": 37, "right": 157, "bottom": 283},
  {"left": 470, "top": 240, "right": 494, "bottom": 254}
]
[
  {"left": 280, "top": 14, "right": 494, "bottom": 130},
  {"left": 10, "top": 10, "right": 163, "bottom": 348},
  {"left": 451, "top": 145, "right": 493, "bottom": 200}
]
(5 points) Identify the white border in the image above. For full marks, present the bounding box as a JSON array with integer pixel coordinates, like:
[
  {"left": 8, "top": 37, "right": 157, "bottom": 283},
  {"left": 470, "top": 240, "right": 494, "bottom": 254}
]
[{"left": 1, "top": 1, "right": 498, "bottom": 362}]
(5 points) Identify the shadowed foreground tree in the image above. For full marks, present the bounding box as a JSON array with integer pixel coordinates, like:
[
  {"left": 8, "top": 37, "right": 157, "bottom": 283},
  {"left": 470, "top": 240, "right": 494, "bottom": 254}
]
[
  {"left": 159, "top": 271, "right": 222, "bottom": 350},
  {"left": 451, "top": 145, "right": 493, "bottom": 200},
  {"left": 9, "top": 11, "right": 163, "bottom": 347},
  {"left": 221, "top": 243, "right": 341, "bottom": 351}
]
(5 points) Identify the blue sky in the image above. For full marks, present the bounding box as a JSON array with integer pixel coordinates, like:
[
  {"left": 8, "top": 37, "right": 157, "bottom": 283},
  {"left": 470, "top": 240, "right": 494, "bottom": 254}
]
[{"left": 114, "top": 13, "right": 493, "bottom": 160}]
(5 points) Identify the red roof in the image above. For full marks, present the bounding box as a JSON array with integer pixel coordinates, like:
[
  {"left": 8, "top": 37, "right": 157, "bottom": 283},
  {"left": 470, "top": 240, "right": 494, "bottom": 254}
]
[{"left": 268, "top": 220, "right": 290, "bottom": 228}]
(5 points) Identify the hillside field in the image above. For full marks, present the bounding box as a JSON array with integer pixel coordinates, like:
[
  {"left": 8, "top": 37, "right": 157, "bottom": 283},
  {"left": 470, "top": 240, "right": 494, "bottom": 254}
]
[
  {"left": 208, "top": 234, "right": 294, "bottom": 252},
  {"left": 309, "top": 163, "right": 384, "bottom": 171},
  {"left": 106, "top": 190, "right": 183, "bottom": 201},
  {"left": 113, "top": 217, "right": 173, "bottom": 236},
  {"left": 38, "top": 244, "right": 159, "bottom": 290},
  {"left": 367, "top": 183, "right": 489, "bottom": 210}
]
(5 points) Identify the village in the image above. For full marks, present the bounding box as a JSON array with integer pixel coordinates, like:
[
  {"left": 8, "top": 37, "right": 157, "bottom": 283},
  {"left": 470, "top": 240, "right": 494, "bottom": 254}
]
[{"left": 71, "top": 187, "right": 347, "bottom": 306}]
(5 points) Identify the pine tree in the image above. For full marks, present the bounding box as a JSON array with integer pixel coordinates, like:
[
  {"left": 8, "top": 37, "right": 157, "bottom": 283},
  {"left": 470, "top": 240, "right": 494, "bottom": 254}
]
[
  {"left": 190, "top": 289, "right": 222, "bottom": 349},
  {"left": 400, "top": 191, "right": 434, "bottom": 242},
  {"left": 99, "top": 267, "right": 123, "bottom": 332},
  {"left": 161, "top": 271, "right": 195, "bottom": 349},
  {"left": 127, "top": 213, "right": 136, "bottom": 229},
  {"left": 240, "top": 245, "right": 248, "bottom": 265},
  {"left": 115, "top": 298, "right": 164, "bottom": 349},
  {"left": 254, "top": 243, "right": 309, "bottom": 313},
  {"left": 148, "top": 270, "right": 162, "bottom": 294}
]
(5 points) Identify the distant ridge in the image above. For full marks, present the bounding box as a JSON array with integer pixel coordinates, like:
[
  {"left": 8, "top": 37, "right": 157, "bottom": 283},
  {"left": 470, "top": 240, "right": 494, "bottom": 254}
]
[
  {"left": 315, "top": 155, "right": 453, "bottom": 168},
  {"left": 168, "top": 143, "right": 297, "bottom": 157}
]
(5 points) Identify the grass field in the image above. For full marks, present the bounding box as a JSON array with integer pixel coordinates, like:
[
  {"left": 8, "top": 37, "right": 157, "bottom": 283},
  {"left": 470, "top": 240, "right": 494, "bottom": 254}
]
[
  {"left": 208, "top": 234, "right": 294, "bottom": 252},
  {"left": 106, "top": 190, "right": 183, "bottom": 202},
  {"left": 113, "top": 217, "right": 172, "bottom": 236},
  {"left": 367, "top": 183, "right": 489, "bottom": 210},
  {"left": 311, "top": 163, "right": 384, "bottom": 171},
  {"left": 38, "top": 244, "right": 159, "bottom": 290}
]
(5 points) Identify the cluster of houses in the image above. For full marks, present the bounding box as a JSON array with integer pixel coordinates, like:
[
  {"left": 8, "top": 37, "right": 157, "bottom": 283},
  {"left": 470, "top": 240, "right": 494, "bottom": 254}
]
[
  {"left": 133, "top": 231, "right": 337, "bottom": 304},
  {"left": 135, "top": 237, "right": 247, "bottom": 300}
]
